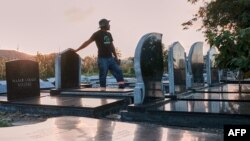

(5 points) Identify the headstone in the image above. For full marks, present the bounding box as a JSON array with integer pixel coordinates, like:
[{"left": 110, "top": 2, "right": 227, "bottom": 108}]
[
  {"left": 187, "top": 42, "right": 204, "bottom": 88},
  {"left": 6, "top": 60, "right": 40, "bottom": 100},
  {"left": 168, "top": 42, "right": 187, "bottom": 95},
  {"left": 134, "top": 33, "right": 164, "bottom": 104},
  {"left": 206, "top": 47, "right": 220, "bottom": 86},
  {"left": 55, "top": 48, "right": 81, "bottom": 89}
]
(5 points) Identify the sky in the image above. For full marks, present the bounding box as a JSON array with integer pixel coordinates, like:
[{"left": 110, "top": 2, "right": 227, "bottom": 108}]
[{"left": 0, "top": 0, "right": 208, "bottom": 59}]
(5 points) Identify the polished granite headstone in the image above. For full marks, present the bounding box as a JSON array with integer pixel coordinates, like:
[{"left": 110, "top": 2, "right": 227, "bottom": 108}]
[
  {"left": 206, "top": 47, "right": 220, "bottom": 86},
  {"left": 168, "top": 42, "right": 187, "bottom": 95},
  {"left": 187, "top": 42, "right": 204, "bottom": 88},
  {"left": 0, "top": 116, "right": 223, "bottom": 141},
  {"left": 55, "top": 48, "right": 81, "bottom": 89},
  {"left": 6, "top": 60, "right": 40, "bottom": 100},
  {"left": 134, "top": 33, "right": 164, "bottom": 104}
]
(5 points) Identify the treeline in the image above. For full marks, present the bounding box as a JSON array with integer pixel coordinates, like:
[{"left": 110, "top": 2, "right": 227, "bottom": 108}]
[{"left": 0, "top": 53, "right": 137, "bottom": 80}]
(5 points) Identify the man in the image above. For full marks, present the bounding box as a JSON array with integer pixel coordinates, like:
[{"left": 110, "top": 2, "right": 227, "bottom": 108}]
[{"left": 75, "top": 18, "right": 125, "bottom": 89}]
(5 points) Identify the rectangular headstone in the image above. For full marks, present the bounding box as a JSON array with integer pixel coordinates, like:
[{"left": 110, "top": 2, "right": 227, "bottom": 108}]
[
  {"left": 168, "top": 42, "right": 187, "bottom": 95},
  {"left": 6, "top": 60, "right": 40, "bottom": 100},
  {"left": 55, "top": 48, "right": 81, "bottom": 89}
]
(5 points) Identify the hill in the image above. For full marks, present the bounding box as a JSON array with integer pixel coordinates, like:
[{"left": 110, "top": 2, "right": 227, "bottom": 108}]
[{"left": 0, "top": 50, "right": 35, "bottom": 60}]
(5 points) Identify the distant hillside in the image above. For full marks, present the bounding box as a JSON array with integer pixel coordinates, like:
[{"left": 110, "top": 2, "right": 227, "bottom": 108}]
[{"left": 0, "top": 50, "right": 35, "bottom": 60}]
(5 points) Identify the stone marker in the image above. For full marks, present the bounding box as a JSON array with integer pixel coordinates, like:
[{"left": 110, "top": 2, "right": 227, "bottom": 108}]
[
  {"left": 206, "top": 47, "right": 220, "bottom": 86},
  {"left": 168, "top": 42, "right": 187, "bottom": 95},
  {"left": 134, "top": 33, "right": 164, "bottom": 104},
  {"left": 187, "top": 42, "right": 204, "bottom": 88},
  {"left": 6, "top": 60, "right": 40, "bottom": 100},
  {"left": 55, "top": 48, "right": 81, "bottom": 89}
]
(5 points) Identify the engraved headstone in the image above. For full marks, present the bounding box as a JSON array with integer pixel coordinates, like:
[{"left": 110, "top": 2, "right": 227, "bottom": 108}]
[
  {"left": 206, "top": 47, "right": 220, "bottom": 85},
  {"left": 168, "top": 42, "right": 187, "bottom": 95},
  {"left": 134, "top": 33, "right": 164, "bottom": 104},
  {"left": 55, "top": 48, "right": 81, "bottom": 89},
  {"left": 6, "top": 60, "right": 40, "bottom": 100},
  {"left": 187, "top": 42, "right": 204, "bottom": 88}
]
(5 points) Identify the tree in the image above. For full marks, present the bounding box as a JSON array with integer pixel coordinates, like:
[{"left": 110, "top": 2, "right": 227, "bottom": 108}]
[
  {"left": 184, "top": 1, "right": 250, "bottom": 71},
  {"left": 35, "top": 52, "right": 56, "bottom": 79},
  {"left": 183, "top": 0, "right": 250, "bottom": 35},
  {"left": 184, "top": 0, "right": 250, "bottom": 91},
  {"left": 82, "top": 55, "right": 98, "bottom": 75}
]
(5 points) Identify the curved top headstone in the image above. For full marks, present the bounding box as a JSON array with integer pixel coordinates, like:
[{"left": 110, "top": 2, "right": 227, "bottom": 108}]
[
  {"left": 187, "top": 42, "right": 204, "bottom": 87},
  {"left": 134, "top": 33, "right": 164, "bottom": 103},
  {"left": 206, "top": 47, "right": 219, "bottom": 85}
]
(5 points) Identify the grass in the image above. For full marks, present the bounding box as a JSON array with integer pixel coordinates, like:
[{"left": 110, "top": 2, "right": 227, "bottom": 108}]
[{"left": 0, "top": 112, "right": 12, "bottom": 127}]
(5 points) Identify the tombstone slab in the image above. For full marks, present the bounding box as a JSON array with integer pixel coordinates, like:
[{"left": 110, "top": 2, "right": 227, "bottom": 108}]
[{"left": 6, "top": 60, "right": 40, "bottom": 100}]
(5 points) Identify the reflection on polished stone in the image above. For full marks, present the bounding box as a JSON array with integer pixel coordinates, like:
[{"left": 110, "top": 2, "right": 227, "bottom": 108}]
[
  {"left": 71, "top": 88, "right": 133, "bottom": 93},
  {"left": 181, "top": 93, "right": 250, "bottom": 101},
  {"left": 13, "top": 96, "right": 120, "bottom": 108},
  {"left": 0, "top": 116, "right": 222, "bottom": 141},
  {"left": 200, "top": 84, "right": 250, "bottom": 93},
  {"left": 160, "top": 100, "right": 250, "bottom": 115}
]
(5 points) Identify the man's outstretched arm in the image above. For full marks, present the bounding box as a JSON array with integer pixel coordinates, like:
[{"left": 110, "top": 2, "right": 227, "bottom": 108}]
[{"left": 75, "top": 38, "right": 94, "bottom": 52}]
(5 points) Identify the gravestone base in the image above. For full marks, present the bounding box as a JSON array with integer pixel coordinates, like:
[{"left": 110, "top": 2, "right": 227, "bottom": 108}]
[{"left": 50, "top": 89, "right": 61, "bottom": 96}]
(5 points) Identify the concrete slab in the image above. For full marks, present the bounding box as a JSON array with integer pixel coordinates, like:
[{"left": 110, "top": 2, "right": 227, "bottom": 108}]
[{"left": 0, "top": 116, "right": 223, "bottom": 141}]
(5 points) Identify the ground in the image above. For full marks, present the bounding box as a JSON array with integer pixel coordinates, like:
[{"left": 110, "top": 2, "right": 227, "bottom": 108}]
[{"left": 0, "top": 112, "right": 50, "bottom": 127}]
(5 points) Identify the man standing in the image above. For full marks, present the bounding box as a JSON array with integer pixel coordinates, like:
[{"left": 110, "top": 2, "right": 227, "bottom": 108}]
[{"left": 75, "top": 18, "right": 125, "bottom": 90}]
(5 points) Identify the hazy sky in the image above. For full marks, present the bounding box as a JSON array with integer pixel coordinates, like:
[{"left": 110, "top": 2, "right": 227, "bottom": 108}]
[{"left": 0, "top": 0, "right": 207, "bottom": 59}]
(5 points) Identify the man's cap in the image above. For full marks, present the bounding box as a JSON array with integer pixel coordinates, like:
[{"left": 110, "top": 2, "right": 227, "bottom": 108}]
[{"left": 99, "top": 18, "right": 110, "bottom": 28}]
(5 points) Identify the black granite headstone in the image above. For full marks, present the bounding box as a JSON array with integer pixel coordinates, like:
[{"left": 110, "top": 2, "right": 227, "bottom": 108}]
[
  {"left": 6, "top": 60, "right": 40, "bottom": 100},
  {"left": 187, "top": 42, "right": 204, "bottom": 87},
  {"left": 134, "top": 33, "right": 164, "bottom": 104},
  {"left": 168, "top": 42, "right": 187, "bottom": 95},
  {"left": 55, "top": 48, "right": 81, "bottom": 89}
]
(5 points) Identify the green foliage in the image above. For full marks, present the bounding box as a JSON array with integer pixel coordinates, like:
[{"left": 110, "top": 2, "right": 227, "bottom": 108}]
[
  {"left": 185, "top": 0, "right": 250, "bottom": 79},
  {"left": 184, "top": 0, "right": 250, "bottom": 35},
  {"left": 82, "top": 55, "right": 98, "bottom": 75},
  {"left": 120, "top": 57, "right": 135, "bottom": 77},
  {"left": 0, "top": 58, "right": 10, "bottom": 80},
  {"left": 213, "top": 28, "right": 250, "bottom": 75},
  {"left": 35, "top": 52, "right": 56, "bottom": 79},
  {"left": 0, "top": 112, "right": 11, "bottom": 127}
]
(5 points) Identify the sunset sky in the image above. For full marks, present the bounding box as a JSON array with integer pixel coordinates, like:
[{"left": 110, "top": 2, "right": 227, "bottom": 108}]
[{"left": 0, "top": 0, "right": 207, "bottom": 59}]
